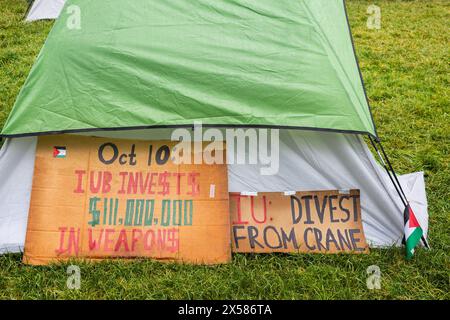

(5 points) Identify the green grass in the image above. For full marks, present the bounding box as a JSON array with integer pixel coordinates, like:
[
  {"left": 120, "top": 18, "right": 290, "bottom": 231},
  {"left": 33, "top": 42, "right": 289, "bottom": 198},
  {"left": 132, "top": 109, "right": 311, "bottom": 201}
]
[{"left": 0, "top": 0, "right": 449, "bottom": 300}]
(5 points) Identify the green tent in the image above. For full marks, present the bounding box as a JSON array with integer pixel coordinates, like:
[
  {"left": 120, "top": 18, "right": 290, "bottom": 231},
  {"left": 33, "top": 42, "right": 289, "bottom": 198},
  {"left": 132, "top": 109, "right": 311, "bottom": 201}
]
[
  {"left": 1, "top": 0, "right": 377, "bottom": 138},
  {"left": 0, "top": 0, "right": 431, "bottom": 258}
]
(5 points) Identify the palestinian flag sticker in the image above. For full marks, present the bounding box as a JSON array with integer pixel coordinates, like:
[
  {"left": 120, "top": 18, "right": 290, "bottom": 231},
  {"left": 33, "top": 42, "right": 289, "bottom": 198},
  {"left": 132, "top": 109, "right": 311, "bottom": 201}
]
[
  {"left": 404, "top": 205, "right": 423, "bottom": 259},
  {"left": 53, "top": 146, "right": 66, "bottom": 158}
]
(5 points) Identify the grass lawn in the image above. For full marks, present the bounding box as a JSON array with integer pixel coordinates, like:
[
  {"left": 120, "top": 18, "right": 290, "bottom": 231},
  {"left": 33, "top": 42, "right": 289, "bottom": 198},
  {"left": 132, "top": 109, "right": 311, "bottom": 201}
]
[{"left": 0, "top": 0, "right": 448, "bottom": 299}]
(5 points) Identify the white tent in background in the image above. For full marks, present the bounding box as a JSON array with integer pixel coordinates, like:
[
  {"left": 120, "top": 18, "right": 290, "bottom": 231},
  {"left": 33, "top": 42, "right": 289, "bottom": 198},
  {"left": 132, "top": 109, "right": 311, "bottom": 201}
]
[{"left": 25, "top": 0, "right": 66, "bottom": 22}]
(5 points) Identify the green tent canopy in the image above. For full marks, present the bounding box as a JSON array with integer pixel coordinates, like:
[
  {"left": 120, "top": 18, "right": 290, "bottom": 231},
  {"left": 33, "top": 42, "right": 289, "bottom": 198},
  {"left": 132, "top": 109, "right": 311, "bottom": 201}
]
[{"left": 1, "top": 0, "right": 377, "bottom": 138}]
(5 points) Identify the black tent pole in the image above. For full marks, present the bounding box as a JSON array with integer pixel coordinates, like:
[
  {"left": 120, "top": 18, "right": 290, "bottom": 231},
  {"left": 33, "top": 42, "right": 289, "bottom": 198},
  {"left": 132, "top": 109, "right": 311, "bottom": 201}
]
[
  {"left": 369, "top": 136, "right": 407, "bottom": 206},
  {"left": 23, "top": 0, "right": 35, "bottom": 20}
]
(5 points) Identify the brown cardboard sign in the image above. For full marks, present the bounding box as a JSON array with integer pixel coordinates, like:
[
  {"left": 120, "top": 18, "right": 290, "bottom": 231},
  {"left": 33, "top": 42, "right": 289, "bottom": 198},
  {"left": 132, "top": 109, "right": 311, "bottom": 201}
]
[
  {"left": 24, "top": 135, "right": 230, "bottom": 265},
  {"left": 230, "top": 190, "right": 369, "bottom": 253}
]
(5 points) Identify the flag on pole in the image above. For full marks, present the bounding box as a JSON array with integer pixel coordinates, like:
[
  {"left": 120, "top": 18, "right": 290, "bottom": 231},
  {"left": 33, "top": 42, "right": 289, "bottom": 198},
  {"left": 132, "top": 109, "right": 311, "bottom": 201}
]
[{"left": 404, "top": 205, "right": 423, "bottom": 259}]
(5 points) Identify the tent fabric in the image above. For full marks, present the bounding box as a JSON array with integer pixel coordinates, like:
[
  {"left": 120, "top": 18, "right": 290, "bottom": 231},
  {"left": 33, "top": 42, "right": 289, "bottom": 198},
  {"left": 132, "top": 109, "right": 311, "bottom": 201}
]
[
  {"left": 0, "top": 130, "right": 428, "bottom": 253},
  {"left": 25, "top": 0, "right": 66, "bottom": 22},
  {"left": 3, "top": 0, "right": 376, "bottom": 137},
  {"left": 0, "top": 137, "right": 37, "bottom": 254}
]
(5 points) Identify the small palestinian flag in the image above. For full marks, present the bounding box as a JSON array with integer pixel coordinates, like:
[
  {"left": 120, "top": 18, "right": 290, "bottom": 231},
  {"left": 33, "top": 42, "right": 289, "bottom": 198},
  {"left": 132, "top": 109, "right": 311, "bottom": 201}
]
[
  {"left": 404, "top": 204, "right": 423, "bottom": 259},
  {"left": 53, "top": 146, "right": 66, "bottom": 158}
]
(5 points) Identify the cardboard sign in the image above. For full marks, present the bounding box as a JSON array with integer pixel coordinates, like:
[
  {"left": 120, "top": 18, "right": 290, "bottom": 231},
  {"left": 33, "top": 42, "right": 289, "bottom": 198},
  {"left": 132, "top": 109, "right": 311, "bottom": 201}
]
[
  {"left": 24, "top": 135, "right": 230, "bottom": 265},
  {"left": 230, "top": 190, "right": 369, "bottom": 254}
]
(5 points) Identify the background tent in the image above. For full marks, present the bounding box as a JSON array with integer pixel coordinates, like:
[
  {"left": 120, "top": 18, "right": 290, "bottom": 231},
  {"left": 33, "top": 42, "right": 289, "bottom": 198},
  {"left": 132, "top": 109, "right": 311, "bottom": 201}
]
[
  {"left": 25, "top": 0, "right": 66, "bottom": 22},
  {"left": 0, "top": 0, "right": 429, "bottom": 252}
]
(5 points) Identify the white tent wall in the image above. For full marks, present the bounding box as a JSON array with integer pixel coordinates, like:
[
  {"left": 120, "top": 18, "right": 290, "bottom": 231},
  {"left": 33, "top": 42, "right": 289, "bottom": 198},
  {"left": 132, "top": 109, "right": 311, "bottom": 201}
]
[
  {"left": 0, "top": 137, "right": 36, "bottom": 253},
  {"left": 25, "top": 0, "right": 66, "bottom": 22},
  {"left": 0, "top": 130, "right": 428, "bottom": 253}
]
